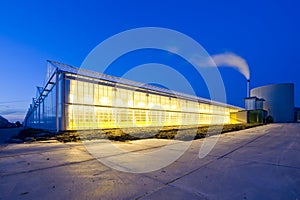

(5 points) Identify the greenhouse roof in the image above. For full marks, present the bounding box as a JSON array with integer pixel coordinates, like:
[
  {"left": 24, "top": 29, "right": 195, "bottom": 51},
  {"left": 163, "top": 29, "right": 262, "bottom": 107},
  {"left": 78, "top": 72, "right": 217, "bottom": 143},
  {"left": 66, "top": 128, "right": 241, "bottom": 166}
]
[{"left": 47, "top": 60, "right": 242, "bottom": 109}]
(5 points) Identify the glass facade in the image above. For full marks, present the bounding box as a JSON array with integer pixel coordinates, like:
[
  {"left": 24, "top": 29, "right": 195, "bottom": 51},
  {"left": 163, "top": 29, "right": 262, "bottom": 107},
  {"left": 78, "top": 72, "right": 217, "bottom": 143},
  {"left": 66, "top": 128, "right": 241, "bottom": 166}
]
[
  {"left": 24, "top": 61, "right": 241, "bottom": 132},
  {"left": 24, "top": 71, "right": 64, "bottom": 131}
]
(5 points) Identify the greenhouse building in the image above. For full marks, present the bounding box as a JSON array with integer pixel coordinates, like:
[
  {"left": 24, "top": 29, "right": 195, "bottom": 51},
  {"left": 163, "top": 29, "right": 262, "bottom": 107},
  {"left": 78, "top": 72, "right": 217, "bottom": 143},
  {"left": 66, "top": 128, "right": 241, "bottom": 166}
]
[{"left": 24, "top": 61, "right": 242, "bottom": 132}]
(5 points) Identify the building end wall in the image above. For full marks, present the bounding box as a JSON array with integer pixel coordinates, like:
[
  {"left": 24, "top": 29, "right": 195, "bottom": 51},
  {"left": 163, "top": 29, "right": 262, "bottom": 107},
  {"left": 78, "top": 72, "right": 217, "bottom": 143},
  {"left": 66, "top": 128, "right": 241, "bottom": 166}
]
[{"left": 251, "top": 83, "right": 295, "bottom": 123}]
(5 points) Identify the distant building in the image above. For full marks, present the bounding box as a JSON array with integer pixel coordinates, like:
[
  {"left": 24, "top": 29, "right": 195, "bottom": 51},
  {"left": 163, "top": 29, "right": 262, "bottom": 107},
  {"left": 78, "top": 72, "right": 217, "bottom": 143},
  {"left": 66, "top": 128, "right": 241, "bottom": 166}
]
[
  {"left": 295, "top": 107, "right": 300, "bottom": 122},
  {"left": 24, "top": 61, "right": 242, "bottom": 132},
  {"left": 244, "top": 97, "right": 264, "bottom": 110},
  {"left": 0, "top": 115, "right": 9, "bottom": 128},
  {"left": 251, "top": 83, "right": 295, "bottom": 122},
  {"left": 230, "top": 97, "right": 267, "bottom": 124}
]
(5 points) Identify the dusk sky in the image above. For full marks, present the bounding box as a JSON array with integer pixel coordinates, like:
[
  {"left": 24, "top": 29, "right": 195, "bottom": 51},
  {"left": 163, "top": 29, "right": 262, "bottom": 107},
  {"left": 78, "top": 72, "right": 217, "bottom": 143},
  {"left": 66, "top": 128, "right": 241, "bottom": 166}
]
[{"left": 0, "top": 0, "right": 299, "bottom": 122}]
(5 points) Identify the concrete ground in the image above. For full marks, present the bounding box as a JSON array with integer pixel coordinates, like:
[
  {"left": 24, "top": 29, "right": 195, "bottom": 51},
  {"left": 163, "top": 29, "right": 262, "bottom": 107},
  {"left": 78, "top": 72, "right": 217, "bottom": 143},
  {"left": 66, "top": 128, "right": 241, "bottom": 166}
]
[{"left": 0, "top": 123, "right": 300, "bottom": 199}]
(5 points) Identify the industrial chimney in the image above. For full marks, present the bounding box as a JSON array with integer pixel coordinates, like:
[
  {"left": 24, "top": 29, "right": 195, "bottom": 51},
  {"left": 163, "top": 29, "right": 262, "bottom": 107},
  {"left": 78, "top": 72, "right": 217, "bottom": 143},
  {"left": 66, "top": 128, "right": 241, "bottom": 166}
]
[{"left": 247, "top": 79, "right": 250, "bottom": 98}]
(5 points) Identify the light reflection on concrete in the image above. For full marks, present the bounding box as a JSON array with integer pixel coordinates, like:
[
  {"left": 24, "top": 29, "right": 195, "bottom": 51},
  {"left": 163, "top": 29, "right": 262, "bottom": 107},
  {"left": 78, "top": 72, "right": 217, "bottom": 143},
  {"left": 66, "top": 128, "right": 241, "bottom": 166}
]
[{"left": 0, "top": 124, "right": 300, "bottom": 199}]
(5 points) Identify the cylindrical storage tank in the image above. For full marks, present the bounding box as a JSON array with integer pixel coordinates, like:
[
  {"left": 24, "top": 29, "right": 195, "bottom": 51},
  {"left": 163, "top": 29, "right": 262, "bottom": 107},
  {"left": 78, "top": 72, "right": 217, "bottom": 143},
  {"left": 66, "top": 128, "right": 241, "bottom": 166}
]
[{"left": 251, "top": 83, "right": 294, "bottom": 122}]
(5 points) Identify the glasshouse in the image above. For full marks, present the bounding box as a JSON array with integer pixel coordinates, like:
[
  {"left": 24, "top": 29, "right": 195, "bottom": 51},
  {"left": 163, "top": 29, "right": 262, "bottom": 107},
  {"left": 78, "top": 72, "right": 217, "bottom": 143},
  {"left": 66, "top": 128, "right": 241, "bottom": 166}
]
[{"left": 24, "top": 61, "right": 242, "bottom": 132}]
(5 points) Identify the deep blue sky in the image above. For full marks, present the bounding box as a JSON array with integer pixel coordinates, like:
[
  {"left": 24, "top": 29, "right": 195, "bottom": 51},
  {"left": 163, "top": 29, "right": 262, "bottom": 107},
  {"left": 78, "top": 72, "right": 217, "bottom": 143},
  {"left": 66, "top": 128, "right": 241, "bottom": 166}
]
[{"left": 0, "top": 0, "right": 299, "bottom": 122}]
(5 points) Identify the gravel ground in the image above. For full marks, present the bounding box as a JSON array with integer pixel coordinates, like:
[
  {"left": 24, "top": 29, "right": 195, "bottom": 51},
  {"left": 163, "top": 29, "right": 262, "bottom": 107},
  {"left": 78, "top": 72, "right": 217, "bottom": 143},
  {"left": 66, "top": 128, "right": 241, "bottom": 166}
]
[{"left": 6, "top": 123, "right": 263, "bottom": 143}]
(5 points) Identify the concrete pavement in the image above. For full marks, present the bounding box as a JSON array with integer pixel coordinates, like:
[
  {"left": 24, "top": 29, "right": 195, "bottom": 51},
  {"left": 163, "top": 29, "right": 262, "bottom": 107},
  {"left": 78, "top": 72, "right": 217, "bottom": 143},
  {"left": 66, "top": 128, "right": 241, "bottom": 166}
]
[{"left": 0, "top": 124, "right": 300, "bottom": 199}]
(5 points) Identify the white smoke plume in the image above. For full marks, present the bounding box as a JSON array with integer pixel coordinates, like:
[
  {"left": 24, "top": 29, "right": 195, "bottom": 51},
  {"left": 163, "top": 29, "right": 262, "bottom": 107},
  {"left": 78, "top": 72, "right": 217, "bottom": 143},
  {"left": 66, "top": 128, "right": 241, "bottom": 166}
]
[
  {"left": 211, "top": 52, "right": 250, "bottom": 80},
  {"left": 190, "top": 52, "right": 250, "bottom": 80}
]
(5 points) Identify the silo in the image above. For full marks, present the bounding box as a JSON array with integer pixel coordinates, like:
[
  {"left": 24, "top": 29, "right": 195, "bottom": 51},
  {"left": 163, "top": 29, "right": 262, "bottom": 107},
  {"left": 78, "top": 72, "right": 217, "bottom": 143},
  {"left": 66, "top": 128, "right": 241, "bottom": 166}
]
[{"left": 251, "top": 83, "right": 294, "bottom": 122}]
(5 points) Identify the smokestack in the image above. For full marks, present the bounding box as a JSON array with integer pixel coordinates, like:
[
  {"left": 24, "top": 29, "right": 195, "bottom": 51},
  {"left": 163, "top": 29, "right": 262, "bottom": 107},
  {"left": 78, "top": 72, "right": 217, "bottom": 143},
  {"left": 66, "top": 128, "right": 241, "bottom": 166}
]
[{"left": 247, "top": 79, "right": 250, "bottom": 98}]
